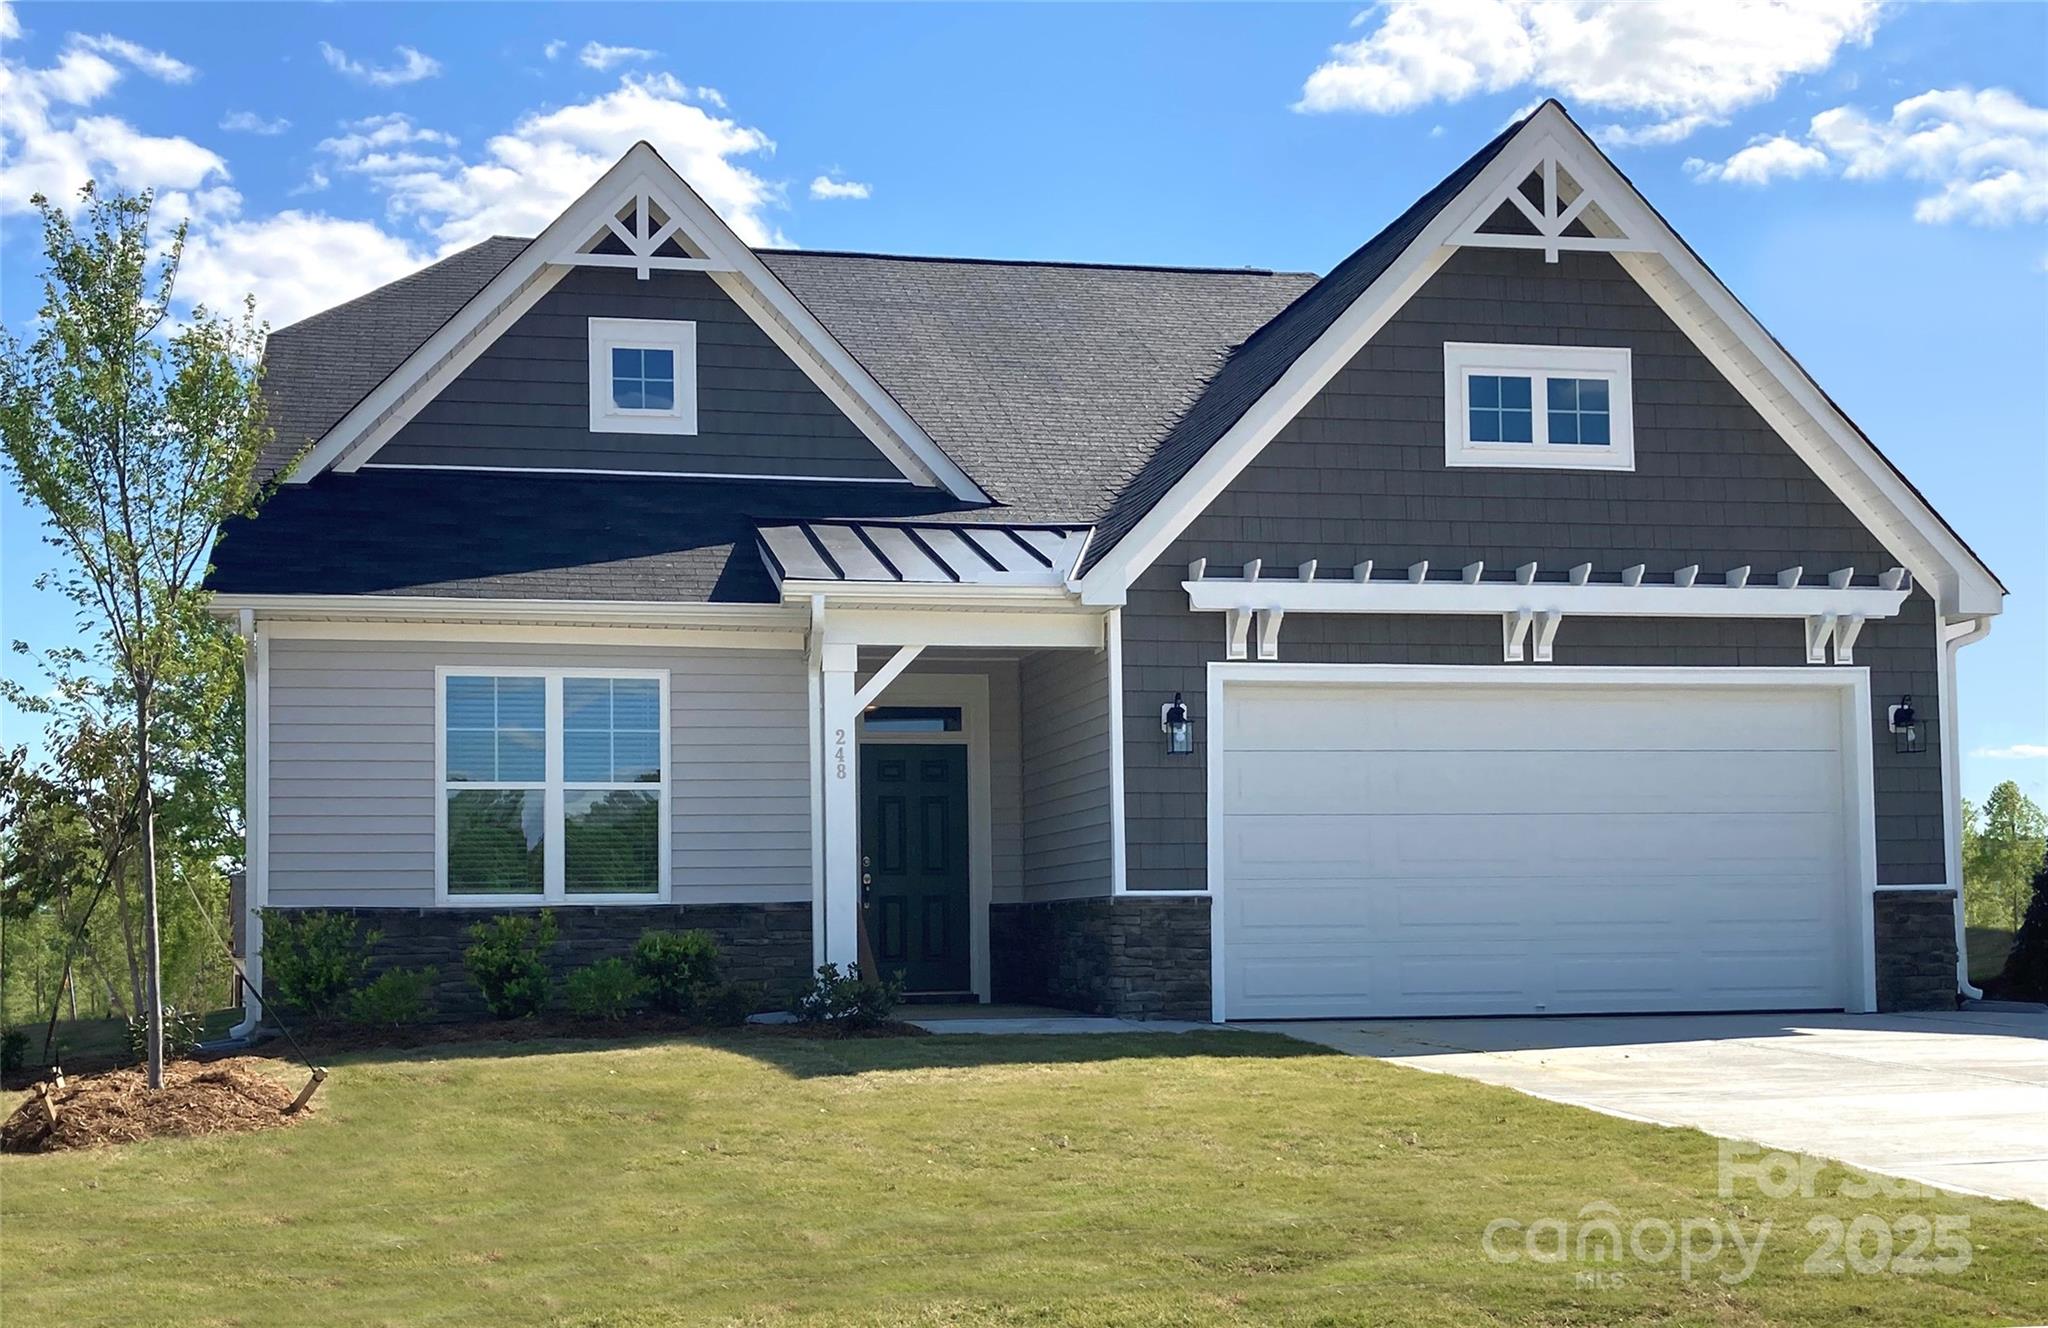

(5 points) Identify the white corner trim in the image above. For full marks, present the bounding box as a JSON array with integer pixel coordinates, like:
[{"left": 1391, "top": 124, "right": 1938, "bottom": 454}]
[
  {"left": 586, "top": 317, "right": 698, "bottom": 435},
  {"left": 1443, "top": 341, "right": 1635, "bottom": 471},
  {"left": 1106, "top": 608, "right": 1129, "bottom": 895},
  {"left": 231, "top": 622, "right": 270, "bottom": 1039},
  {"left": 1203, "top": 662, "right": 1881, "bottom": 1021},
  {"left": 292, "top": 146, "right": 987, "bottom": 503},
  {"left": 1072, "top": 101, "right": 2000, "bottom": 620}
]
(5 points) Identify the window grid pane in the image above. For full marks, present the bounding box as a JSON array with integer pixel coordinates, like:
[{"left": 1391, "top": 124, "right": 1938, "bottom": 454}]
[
  {"left": 610, "top": 343, "right": 678, "bottom": 413},
  {"left": 1546, "top": 375, "right": 1611, "bottom": 447},
  {"left": 1468, "top": 374, "right": 1534, "bottom": 445},
  {"left": 446, "top": 676, "right": 545, "bottom": 783}
]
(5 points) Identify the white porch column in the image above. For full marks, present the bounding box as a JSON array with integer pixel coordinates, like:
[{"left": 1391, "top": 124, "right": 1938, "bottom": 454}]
[{"left": 820, "top": 642, "right": 862, "bottom": 970}]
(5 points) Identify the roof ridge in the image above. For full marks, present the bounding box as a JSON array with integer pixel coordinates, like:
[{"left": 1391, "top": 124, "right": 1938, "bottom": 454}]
[{"left": 761, "top": 246, "right": 1313, "bottom": 278}]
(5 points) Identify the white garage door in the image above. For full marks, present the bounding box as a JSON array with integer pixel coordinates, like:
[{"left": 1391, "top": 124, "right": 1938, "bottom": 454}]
[{"left": 1218, "top": 678, "right": 1856, "bottom": 1020}]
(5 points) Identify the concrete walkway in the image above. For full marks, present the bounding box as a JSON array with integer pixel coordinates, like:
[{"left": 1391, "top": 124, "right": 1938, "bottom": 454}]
[{"left": 1248, "top": 1007, "right": 2048, "bottom": 1207}]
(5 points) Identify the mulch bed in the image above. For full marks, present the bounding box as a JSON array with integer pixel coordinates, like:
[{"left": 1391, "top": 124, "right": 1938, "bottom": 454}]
[
  {"left": 2, "top": 1059, "right": 308, "bottom": 1154},
  {"left": 286, "top": 1013, "right": 929, "bottom": 1054}
]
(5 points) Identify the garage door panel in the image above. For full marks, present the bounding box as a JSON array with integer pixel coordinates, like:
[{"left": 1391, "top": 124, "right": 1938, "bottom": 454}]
[
  {"left": 1219, "top": 679, "right": 1855, "bottom": 1019},
  {"left": 1225, "top": 748, "right": 1842, "bottom": 817},
  {"left": 1225, "top": 685, "right": 1841, "bottom": 755}
]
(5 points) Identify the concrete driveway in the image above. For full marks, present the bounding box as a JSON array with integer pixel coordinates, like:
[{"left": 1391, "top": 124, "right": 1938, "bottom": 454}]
[{"left": 1248, "top": 1007, "right": 2048, "bottom": 1206}]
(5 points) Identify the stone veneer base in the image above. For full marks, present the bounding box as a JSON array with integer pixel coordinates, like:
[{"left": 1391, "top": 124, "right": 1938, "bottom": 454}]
[
  {"left": 1873, "top": 889, "right": 1960, "bottom": 1012},
  {"left": 991, "top": 896, "right": 1211, "bottom": 1021}
]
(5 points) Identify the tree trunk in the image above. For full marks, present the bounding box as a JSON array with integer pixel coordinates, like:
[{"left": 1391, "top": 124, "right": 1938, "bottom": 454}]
[{"left": 137, "top": 688, "right": 165, "bottom": 1090}]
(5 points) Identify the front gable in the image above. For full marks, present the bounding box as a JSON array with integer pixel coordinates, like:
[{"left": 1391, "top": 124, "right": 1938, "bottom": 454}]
[
  {"left": 367, "top": 264, "right": 903, "bottom": 481},
  {"left": 289, "top": 144, "right": 987, "bottom": 501}
]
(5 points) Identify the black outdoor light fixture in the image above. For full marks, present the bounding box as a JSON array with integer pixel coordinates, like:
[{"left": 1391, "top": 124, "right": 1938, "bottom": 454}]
[
  {"left": 1161, "top": 692, "right": 1194, "bottom": 756},
  {"left": 1888, "top": 695, "right": 1925, "bottom": 755}
]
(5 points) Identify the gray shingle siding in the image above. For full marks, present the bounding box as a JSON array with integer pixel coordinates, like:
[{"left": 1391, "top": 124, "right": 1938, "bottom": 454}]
[
  {"left": 1019, "top": 647, "right": 1114, "bottom": 901},
  {"left": 371, "top": 266, "right": 902, "bottom": 480},
  {"left": 1120, "top": 246, "right": 1945, "bottom": 890}
]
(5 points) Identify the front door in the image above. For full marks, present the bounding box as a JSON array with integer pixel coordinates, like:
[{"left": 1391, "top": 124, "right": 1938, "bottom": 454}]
[{"left": 859, "top": 744, "right": 971, "bottom": 994}]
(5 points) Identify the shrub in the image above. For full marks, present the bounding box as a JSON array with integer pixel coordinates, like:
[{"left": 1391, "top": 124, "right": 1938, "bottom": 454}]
[
  {"left": 795, "top": 963, "right": 902, "bottom": 1032},
  {"left": 463, "top": 912, "right": 558, "bottom": 1019},
  {"left": 262, "top": 909, "right": 380, "bottom": 1017},
  {"left": 631, "top": 928, "right": 722, "bottom": 1016},
  {"left": 564, "top": 958, "right": 644, "bottom": 1020},
  {"left": 0, "top": 1028, "right": 26, "bottom": 1075},
  {"left": 1998, "top": 844, "right": 2048, "bottom": 1000},
  {"left": 348, "top": 967, "right": 438, "bottom": 1029},
  {"left": 125, "top": 1006, "right": 205, "bottom": 1064},
  {"left": 697, "top": 980, "right": 762, "bottom": 1029}
]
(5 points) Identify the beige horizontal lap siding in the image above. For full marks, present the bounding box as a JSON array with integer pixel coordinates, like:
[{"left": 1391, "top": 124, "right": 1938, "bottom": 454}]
[
  {"left": 266, "top": 637, "right": 811, "bottom": 908},
  {"left": 1020, "top": 648, "right": 1113, "bottom": 901}
]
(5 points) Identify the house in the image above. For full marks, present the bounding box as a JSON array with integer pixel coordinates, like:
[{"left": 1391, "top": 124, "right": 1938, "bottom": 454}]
[{"left": 208, "top": 101, "right": 2003, "bottom": 1027}]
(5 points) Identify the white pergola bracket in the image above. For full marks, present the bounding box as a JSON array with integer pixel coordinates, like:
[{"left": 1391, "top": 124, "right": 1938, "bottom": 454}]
[
  {"left": 1504, "top": 609, "right": 1534, "bottom": 662},
  {"left": 1805, "top": 613, "right": 1837, "bottom": 665},
  {"left": 1256, "top": 608, "right": 1285, "bottom": 662},
  {"left": 1832, "top": 614, "right": 1866, "bottom": 665},
  {"left": 1531, "top": 611, "right": 1564, "bottom": 663},
  {"left": 1225, "top": 607, "right": 1253, "bottom": 661}
]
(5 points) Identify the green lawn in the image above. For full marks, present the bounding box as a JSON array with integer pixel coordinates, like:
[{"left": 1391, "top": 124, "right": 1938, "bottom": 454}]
[{"left": 4, "top": 1031, "right": 2045, "bottom": 1327}]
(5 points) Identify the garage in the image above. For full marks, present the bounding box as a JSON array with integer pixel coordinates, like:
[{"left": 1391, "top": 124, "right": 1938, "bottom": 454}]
[{"left": 1213, "top": 668, "right": 1870, "bottom": 1020}]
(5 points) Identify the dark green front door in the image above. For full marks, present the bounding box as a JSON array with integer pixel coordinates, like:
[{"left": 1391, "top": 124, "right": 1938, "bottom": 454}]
[{"left": 859, "top": 744, "right": 970, "bottom": 994}]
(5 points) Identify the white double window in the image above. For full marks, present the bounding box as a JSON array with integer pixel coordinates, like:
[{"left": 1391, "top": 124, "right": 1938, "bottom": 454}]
[
  {"left": 588, "top": 317, "right": 698, "bottom": 435},
  {"left": 437, "top": 668, "right": 670, "bottom": 904},
  {"left": 1444, "top": 342, "right": 1634, "bottom": 470}
]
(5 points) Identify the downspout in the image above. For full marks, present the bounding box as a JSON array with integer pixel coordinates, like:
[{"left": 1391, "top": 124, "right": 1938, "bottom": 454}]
[
  {"left": 230, "top": 610, "right": 267, "bottom": 1039},
  {"left": 1940, "top": 612, "right": 1994, "bottom": 1000}
]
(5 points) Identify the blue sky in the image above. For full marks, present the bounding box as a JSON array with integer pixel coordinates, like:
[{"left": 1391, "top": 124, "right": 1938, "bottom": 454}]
[{"left": 2, "top": 1, "right": 2043, "bottom": 803}]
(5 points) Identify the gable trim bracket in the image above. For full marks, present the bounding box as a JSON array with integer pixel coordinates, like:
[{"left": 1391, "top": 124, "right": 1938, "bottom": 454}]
[{"left": 1186, "top": 559, "right": 1910, "bottom": 664}]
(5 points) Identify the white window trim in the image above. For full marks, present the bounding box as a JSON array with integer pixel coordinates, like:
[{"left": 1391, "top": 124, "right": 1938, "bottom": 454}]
[
  {"left": 588, "top": 317, "right": 698, "bottom": 436},
  {"left": 434, "top": 666, "right": 672, "bottom": 906},
  {"left": 1444, "top": 342, "right": 1634, "bottom": 470}
]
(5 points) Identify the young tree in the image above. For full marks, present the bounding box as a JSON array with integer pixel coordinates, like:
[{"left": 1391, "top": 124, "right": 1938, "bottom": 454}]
[
  {"left": 0, "top": 186, "right": 267, "bottom": 1088},
  {"left": 1967, "top": 781, "right": 2048, "bottom": 931}
]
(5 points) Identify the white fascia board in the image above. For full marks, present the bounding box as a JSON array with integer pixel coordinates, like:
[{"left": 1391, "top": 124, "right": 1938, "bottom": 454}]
[
  {"left": 778, "top": 580, "right": 1078, "bottom": 607},
  {"left": 1184, "top": 578, "right": 1911, "bottom": 620},
  {"left": 821, "top": 606, "right": 1107, "bottom": 650},
  {"left": 1074, "top": 101, "right": 2000, "bottom": 620},
  {"left": 209, "top": 592, "right": 804, "bottom": 630},
  {"left": 294, "top": 144, "right": 987, "bottom": 503}
]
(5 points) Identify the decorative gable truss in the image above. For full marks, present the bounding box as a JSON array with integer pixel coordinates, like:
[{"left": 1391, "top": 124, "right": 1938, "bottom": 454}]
[
  {"left": 1182, "top": 557, "right": 1911, "bottom": 665},
  {"left": 287, "top": 145, "right": 988, "bottom": 502},
  {"left": 1446, "top": 134, "right": 1655, "bottom": 264}
]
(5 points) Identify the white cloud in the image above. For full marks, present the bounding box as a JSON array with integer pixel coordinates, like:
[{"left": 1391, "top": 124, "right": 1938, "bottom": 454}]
[
  {"left": 329, "top": 72, "right": 784, "bottom": 248},
  {"left": 544, "top": 39, "right": 567, "bottom": 61},
  {"left": 1685, "top": 133, "right": 1830, "bottom": 185},
  {"left": 0, "top": 23, "right": 227, "bottom": 213},
  {"left": 179, "top": 211, "right": 432, "bottom": 326},
  {"left": 69, "top": 33, "right": 196, "bottom": 84},
  {"left": 809, "top": 174, "right": 870, "bottom": 201},
  {"left": 1295, "top": 0, "right": 1883, "bottom": 144},
  {"left": 1810, "top": 87, "right": 2048, "bottom": 225},
  {"left": 319, "top": 41, "right": 441, "bottom": 88},
  {"left": 220, "top": 109, "right": 289, "bottom": 135},
  {"left": 1974, "top": 744, "right": 2048, "bottom": 760},
  {"left": 579, "top": 42, "right": 657, "bottom": 72},
  {"left": 1685, "top": 87, "right": 2048, "bottom": 227}
]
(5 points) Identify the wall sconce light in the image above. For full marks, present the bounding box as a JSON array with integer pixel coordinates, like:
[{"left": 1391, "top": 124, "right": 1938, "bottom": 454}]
[
  {"left": 1161, "top": 692, "right": 1194, "bottom": 756},
  {"left": 1888, "top": 695, "right": 1925, "bottom": 755}
]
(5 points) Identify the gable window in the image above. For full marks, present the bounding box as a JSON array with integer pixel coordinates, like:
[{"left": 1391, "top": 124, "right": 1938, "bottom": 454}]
[
  {"left": 588, "top": 317, "right": 698, "bottom": 435},
  {"left": 439, "top": 668, "right": 669, "bottom": 904},
  {"left": 1444, "top": 343, "right": 1634, "bottom": 470}
]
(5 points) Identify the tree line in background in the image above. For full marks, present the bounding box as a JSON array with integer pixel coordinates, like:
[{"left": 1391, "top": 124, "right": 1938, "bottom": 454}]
[
  {"left": 1963, "top": 780, "right": 2047, "bottom": 933},
  {"left": 0, "top": 186, "right": 269, "bottom": 1085}
]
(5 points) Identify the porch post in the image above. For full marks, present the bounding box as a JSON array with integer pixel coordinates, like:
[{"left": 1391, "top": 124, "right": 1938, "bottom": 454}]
[{"left": 820, "top": 642, "right": 862, "bottom": 970}]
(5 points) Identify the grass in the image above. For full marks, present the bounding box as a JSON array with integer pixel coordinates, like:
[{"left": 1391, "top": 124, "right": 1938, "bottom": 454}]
[
  {"left": 1967, "top": 926, "right": 2015, "bottom": 986},
  {"left": 4, "top": 1029, "right": 2045, "bottom": 1327}
]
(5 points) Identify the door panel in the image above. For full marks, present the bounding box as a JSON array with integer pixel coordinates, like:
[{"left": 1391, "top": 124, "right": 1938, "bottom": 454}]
[{"left": 861, "top": 744, "right": 970, "bottom": 992}]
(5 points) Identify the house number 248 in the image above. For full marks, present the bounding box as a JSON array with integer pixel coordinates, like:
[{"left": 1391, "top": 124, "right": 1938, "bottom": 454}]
[{"left": 834, "top": 728, "right": 848, "bottom": 780}]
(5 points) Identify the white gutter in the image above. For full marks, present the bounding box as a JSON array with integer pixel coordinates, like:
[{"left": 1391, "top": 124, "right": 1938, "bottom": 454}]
[
  {"left": 1940, "top": 612, "right": 1996, "bottom": 1000},
  {"left": 207, "top": 593, "right": 805, "bottom": 630}
]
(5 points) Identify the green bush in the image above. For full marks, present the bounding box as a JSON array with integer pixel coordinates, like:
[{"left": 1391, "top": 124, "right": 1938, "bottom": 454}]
[
  {"left": 1, "top": 1028, "right": 26, "bottom": 1075},
  {"left": 125, "top": 1006, "right": 205, "bottom": 1064},
  {"left": 348, "top": 967, "right": 438, "bottom": 1029},
  {"left": 631, "top": 928, "right": 722, "bottom": 1015},
  {"left": 262, "top": 910, "right": 380, "bottom": 1017},
  {"left": 564, "top": 958, "right": 644, "bottom": 1020},
  {"left": 795, "top": 963, "right": 902, "bottom": 1033},
  {"left": 463, "top": 912, "right": 558, "bottom": 1019},
  {"left": 697, "top": 980, "right": 762, "bottom": 1029},
  {"left": 1999, "top": 844, "right": 2048, "bottom": 1000}
]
